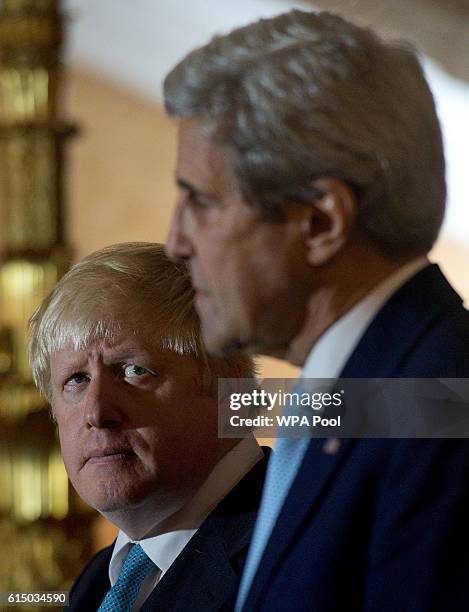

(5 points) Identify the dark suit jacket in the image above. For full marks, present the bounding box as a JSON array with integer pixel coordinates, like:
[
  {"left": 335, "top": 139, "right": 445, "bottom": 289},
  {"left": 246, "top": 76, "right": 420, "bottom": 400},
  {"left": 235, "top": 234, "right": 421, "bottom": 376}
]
[
  {"left": 68, "top": 448, "right": 269, "bottom": 612},
  {"left": 242, "top": 264, "right": 469, "bottom": 612}
]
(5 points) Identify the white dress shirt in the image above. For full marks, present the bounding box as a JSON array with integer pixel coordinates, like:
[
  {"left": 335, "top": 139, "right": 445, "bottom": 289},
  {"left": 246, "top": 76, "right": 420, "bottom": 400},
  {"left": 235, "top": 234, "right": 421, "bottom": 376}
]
[
  {"left": 107, "top": 435, "right": 263, "bottom": 610},
  {"left": 302, "top": 257, "right": 429, "bottom": 380}
]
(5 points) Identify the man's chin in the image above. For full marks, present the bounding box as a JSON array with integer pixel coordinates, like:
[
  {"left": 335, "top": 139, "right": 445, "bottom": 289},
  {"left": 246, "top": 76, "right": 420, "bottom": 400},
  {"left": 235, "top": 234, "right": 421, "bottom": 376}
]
[
  {"left": 79, "top": 485, "right": 149, "bottom": 514},
  {"left": 95, "top": 498, "right": 131, "bottom": 512}
]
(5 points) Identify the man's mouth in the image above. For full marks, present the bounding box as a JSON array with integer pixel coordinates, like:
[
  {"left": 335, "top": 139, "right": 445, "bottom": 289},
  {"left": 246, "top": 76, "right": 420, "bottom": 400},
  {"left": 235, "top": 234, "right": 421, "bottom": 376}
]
[{"left": 85, "top": 448, "right": 136, "bottom": 465}]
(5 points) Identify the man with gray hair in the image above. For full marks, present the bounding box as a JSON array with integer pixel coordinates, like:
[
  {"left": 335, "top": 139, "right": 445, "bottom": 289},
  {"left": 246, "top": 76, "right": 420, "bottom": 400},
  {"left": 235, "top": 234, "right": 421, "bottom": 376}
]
[
  {"left": 164, "top": 10, "right": 469, "bottom": 612},
  {"left": 29, "top": 242, "right": 268, "bottom": 611}
]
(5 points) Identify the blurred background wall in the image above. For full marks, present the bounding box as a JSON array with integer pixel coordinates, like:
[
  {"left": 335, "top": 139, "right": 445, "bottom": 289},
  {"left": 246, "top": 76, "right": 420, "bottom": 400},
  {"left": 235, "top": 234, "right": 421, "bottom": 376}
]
[
  {"left": 1, "top": 0, "right": 468, "bottom": 596},
  {"left": 64, "top": 0, "right": 469, "bottom": 298}
]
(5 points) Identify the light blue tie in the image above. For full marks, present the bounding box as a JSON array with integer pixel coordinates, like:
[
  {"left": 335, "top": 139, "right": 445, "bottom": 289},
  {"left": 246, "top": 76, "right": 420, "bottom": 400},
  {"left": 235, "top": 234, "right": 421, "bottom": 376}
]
[
  {"left": 235, "top": 382, "right": 310, "bottom": 611},
  {"left": 98, "top": 543, "right": 156, "bottom": 612}
]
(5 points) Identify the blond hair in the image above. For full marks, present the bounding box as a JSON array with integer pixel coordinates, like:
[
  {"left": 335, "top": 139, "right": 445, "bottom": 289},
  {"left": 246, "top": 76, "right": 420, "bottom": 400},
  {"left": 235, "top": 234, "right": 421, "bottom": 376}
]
[{"left": 29, "top": 242, "right": 255, "bottom": 402}]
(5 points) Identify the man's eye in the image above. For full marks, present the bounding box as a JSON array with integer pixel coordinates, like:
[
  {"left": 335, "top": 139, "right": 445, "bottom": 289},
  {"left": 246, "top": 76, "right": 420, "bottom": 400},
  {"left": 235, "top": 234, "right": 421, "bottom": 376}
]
[
  {"left": 123, "top": 364, "right": 149, "bottom": 378},
  {"left": 64, "top": 373, "right": 88, "bottom": 387},
  {"left": 186, "top": 193, "right": 203, "bottom": 207},
  {"left": 182, "top": 190, "right": 213, "bottom": 209}
]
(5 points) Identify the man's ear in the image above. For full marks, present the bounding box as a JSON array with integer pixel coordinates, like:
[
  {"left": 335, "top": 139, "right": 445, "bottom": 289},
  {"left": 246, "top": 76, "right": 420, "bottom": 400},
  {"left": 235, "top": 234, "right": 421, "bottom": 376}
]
[{"left": 301, "top": 178, "right": 358, "bottom": 266}]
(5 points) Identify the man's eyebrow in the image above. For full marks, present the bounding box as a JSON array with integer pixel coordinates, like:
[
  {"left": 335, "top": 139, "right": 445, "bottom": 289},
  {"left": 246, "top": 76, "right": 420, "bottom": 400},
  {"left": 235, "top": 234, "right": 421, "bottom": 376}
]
[
  {"left": 176, "top": 178, "right": 215, "bottom": 200},
  {"left": 105, "top": 348, "right": 146, "bottom": 362},
  {"left": 53, "top": 360, "right": 85, "bottom": 376},
  {"left": 176, "top": 177, "right": 196, "bottom": 192}
]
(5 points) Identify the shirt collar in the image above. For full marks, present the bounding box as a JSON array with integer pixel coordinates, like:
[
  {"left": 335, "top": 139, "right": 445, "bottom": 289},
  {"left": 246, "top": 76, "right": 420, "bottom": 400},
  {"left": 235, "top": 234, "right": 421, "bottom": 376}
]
[
  {"left": 108, "top": 435, "right": 263, "bottom": 584},
  {"left": 302, "top": 257, "right": 429, "bottom": 380},
  {"left": 109, "top": 529, "right": 197, "bottom": 584}
]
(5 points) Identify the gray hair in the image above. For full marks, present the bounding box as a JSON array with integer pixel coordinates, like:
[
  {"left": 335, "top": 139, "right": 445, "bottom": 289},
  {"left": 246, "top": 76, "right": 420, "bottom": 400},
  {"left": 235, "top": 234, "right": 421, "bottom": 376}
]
[
  {"left": 29, "top": 242, "right": 255, "bottom": 403},
  {"left": 164, "top": 10, "right": 446, "bottom": 256}
]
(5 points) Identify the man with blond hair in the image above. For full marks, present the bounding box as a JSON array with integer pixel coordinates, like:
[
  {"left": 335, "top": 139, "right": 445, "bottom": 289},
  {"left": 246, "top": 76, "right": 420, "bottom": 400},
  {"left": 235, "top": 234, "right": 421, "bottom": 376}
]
[
  {"left": 29, "top": 242, "right": 267, "bottom": 612},
  {"left": 165, "top": 9, "right": 469, "bottom": 612}
]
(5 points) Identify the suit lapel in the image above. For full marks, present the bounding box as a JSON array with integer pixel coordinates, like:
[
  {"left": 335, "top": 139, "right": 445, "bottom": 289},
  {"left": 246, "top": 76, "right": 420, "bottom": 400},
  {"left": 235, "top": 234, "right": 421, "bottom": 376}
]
[
  {"left": 341, "top": 263, "right": 462, "bottom": 378},
  {"left": 141, "top": 519, "right": 238, "bottom": 611},
  {"left": 68, "top": 545, "right": 112, "bottom": 611},
  {"left": 142, "top": 450, "right": 269, "bottom": 611},
  {"left": 245, "top": 264, "right": 462, "bottom": 608},
  {"left": 245, "top": 437, "right": 353, "bottom": 609}
]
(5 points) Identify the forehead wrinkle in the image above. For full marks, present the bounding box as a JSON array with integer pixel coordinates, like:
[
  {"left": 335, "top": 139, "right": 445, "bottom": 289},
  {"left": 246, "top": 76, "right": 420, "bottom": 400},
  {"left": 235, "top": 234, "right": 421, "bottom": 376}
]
[
  {"left": 51, "top": 349, "right": 88, "bottom": 375},
  {"left": 99, "top": 344, "right": 151, "bottom": 365}
]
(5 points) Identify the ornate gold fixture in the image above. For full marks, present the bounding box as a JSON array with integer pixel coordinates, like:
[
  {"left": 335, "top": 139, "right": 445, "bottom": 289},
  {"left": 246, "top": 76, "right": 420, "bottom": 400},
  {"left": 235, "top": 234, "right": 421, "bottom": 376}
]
[{"left": 0, "top": 0, "right": 93, "bottom": 601}]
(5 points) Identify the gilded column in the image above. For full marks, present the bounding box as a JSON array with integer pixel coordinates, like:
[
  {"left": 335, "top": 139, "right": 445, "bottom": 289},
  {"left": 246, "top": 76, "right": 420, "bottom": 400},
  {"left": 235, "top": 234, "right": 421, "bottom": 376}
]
[{"left": 0, "top": 0, "right": 94, "bottom": 600}]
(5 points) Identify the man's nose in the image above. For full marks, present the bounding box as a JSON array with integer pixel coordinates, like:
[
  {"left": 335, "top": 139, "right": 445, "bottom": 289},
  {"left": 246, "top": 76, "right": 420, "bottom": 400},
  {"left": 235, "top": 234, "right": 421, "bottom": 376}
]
[
  {"left": 166, "top": 203, "right": 194, "bottom": 261},
  {"left": 84, "top": 374, "right": 124, "bottom": 430}
]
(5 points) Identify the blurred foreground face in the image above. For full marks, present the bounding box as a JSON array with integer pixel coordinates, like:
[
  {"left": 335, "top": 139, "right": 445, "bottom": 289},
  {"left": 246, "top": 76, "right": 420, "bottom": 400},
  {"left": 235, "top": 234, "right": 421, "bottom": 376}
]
[
  {"left": 166, "top": 118, "right": 313, "bottom": 356},
  {"left": 50, "top": 326, "right": 220, "bottom": 514}
]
